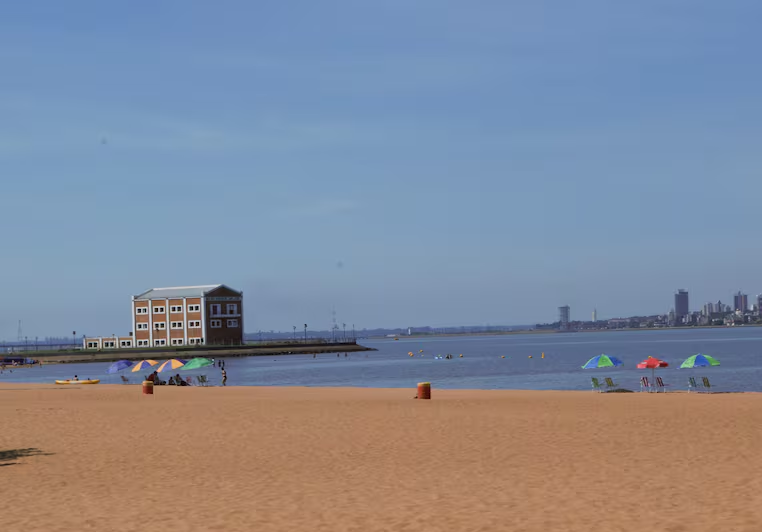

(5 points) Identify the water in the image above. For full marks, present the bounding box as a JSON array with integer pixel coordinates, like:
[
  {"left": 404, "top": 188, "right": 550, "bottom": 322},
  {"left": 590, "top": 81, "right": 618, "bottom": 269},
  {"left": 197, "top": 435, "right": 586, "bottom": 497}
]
[{"left": 2, "top": 328, "right": 762, "bottom": 391}]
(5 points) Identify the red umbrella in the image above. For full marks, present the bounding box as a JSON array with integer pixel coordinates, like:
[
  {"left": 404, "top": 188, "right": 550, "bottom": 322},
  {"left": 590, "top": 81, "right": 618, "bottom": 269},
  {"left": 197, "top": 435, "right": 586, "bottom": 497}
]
[{"left": 637, "top": 356, "right": 669, "bottom": 387}]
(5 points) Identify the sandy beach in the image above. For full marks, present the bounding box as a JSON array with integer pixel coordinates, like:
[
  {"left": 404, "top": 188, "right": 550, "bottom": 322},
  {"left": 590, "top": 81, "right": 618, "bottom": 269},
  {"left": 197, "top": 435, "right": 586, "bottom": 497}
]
[{"left": 1, "top": 385, "right": 761, "bottom": 532}]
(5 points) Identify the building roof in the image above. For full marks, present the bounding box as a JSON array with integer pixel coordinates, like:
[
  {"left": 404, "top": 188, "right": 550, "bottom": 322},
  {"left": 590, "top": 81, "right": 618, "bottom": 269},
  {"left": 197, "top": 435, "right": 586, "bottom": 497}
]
[{"left": 133, "top": 284, "right": 241, "bottom": 301}]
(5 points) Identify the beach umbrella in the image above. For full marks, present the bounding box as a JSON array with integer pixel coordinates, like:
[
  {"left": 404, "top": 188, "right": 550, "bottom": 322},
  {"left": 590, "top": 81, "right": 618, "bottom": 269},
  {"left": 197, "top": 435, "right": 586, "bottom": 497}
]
[
  {"left": 680, "top": 354, "right": 720, "bottom": 369},
  {"left": 131, "top": 360, "right": 158, "bottom": 373},
  {"left": 157, "top": 359, "right": 187, "bottom": 373},
  {"left": 581, "top": 354, "right": 623, "bottom": 369},
  {"left": 106, "top": 360, "right": 133, "bottom": 374},
  {"left": 636, "top": 356, "right": 669, "bottom": 383},
  {"left": 180, "top": 358, "right": 214, "bottom": 370}
]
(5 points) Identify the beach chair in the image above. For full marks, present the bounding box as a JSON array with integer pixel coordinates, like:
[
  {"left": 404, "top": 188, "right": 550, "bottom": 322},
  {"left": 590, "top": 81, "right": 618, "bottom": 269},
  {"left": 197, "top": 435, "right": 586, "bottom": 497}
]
[
  {"left": 688, "top": 376, "right": 701, "bottom": 393},
  {"left": 120, "top": 375, "right": 129, "bottom": 384},
  {"left": 702, "top": 377, "right": 712, "bottom": 393},
  {"left": 640, "top": 376, "right": 651, "bottom": 392},
  {"left": 591, "top": 377, "right": 603, "bottom": 392},
  {"left": 185, "top": 377, "right": 193, "bottom": 386},
  {"left": 197, "top": 375, "right": 209, "bottom": 387},
  {"left": 604, "top": 377, "right": 619, "bottom": 391},
  {"left": 655, "top": 376, "right": 670, "bottom": 393}
]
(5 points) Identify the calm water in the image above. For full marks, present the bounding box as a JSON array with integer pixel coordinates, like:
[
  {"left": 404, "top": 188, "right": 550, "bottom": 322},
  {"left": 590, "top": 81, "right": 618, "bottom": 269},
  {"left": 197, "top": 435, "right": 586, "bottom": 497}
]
[{"left": 2, "top": 328, "right": 762, "bottom": 391}]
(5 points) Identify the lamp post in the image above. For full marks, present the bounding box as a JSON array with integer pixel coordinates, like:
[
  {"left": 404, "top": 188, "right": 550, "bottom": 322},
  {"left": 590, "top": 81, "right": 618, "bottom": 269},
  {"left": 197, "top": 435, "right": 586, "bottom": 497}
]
[
  {"left": 343, "top": 323, "right": 346, "bottom": 341},
  {"left": 304, "top": 324, "right": 307, "bottom": 344},
  {"left": 293, "top": 325, "right": 296, "bottom": 341},
  {"left": 72, "top": 330, "right": 76, "bottom": 350},
  {"left": 352, "top": 324, "right": 355, "bottom": 340}
]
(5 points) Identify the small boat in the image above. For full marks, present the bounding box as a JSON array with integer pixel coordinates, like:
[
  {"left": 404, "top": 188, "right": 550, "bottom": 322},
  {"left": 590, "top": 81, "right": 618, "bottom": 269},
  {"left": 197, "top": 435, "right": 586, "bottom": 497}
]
[{"left": 55, "top": 379, "right": 100, "bottom": 385}]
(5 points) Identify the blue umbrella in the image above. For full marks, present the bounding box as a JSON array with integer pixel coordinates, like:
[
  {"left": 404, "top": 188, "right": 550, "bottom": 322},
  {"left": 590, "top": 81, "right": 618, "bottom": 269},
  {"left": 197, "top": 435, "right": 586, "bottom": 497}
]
[
  {"left": 106, "top": 360, "right": 134, "bottom": 374},
  {"left": 581, "top": 354, "right": 624, "bottom": 369}
]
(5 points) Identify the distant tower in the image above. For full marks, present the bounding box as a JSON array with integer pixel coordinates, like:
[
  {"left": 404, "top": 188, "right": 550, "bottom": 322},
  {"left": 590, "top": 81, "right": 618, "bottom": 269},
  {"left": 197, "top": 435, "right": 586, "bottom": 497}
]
[
  {"left": 592, "top": 309, "right": 597, "bottom": 323},
  {"left": 674, "top": 290, "right": 689, "bottom": 321},
  {"left": 558, "top": 306, "right": 570, "bottom": 330},
  {"left": 17, "top": 320, "right": 22, "bottom": 342},
  {"left": 733, "top": 291, "right": 748, "bottom": 312}
]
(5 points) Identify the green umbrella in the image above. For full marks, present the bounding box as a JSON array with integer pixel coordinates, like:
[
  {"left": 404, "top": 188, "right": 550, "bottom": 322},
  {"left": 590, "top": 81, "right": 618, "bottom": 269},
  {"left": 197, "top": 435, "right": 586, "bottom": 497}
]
[
  {"left": 581, "top": 354, "right": 623, "bottom": 369},
  {"left": 680, "top": 354, "right": 720, "bottom": 369},
  {"left": 180, "top": 358, "right": 214, "bottom": 370}
]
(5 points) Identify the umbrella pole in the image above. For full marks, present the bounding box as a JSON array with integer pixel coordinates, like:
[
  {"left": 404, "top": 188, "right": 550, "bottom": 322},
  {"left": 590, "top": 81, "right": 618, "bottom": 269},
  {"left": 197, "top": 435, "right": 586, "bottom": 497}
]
[{"left": 652, "top": 368, "right": 655, "bottom": 392}]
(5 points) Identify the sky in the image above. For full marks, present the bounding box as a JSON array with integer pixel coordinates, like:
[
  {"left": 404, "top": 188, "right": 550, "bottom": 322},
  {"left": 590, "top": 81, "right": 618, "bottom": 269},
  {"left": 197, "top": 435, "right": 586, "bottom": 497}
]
[{"left": 2, "top": 0, "right": 762, "bottom": 339}]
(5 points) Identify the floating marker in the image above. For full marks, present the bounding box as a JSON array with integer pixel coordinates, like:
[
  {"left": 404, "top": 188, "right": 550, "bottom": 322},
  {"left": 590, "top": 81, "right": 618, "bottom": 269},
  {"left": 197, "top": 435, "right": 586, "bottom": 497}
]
[
  {"left": 541, "top": 352, "right": 545, "bottom": 359},
  {"left": 528, "top": 355, "right": 533, "bottom": 359},
  {"left": 501, "top": 356, "right": 505, "bottom": 359}
]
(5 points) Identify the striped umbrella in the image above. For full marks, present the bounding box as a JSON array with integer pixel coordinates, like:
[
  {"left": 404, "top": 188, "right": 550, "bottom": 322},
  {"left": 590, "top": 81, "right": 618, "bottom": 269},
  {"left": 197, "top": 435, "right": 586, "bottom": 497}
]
[
  {"left": 581, "top": 354, "right": 623, "bottom": 369},
  {"left": 680, "top": 354, "right": 720, "bottom": 368},
  {"left": 157, "top": 359, "right": 187, "bottom": 373},
  {"left": 131, "top": 360, "right": 158, "bottom": 373}
]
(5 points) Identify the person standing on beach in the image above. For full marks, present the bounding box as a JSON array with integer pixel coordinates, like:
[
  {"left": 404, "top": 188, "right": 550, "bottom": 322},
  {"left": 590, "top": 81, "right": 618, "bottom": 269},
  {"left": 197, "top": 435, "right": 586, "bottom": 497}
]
[{"left": 221, "top": 367, "right": 227, "bottom": 386}]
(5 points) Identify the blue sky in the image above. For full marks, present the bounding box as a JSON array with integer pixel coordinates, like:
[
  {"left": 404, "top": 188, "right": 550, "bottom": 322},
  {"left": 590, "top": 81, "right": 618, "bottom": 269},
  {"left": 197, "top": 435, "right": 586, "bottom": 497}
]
[{"left": 2, "top": 1, "right": 762, "bottom": 339}]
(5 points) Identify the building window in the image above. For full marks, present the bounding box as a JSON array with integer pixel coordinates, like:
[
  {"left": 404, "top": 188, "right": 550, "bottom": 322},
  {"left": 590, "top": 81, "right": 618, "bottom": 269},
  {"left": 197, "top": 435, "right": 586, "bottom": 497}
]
[
  {"left": 87, "top": 341, "right": 99, "bottom": 349},
  {"left": 154, "top": 339, "right": 166, "bottom": 346},
  {"left": 171, "top": 322, "right": 184, "bottom": 329},
  {"left": 120, "top": 340, "right": 132, "bottom": 348},
  {"left": 137, "top": 339, "right": 149, "bottom": 347},
  {"left": 136, "top": 307, "right": 148, "bottom": 315},
  {"left": 153, "top": 306, "right": 165, "bottom": 314},
  {"left": 188, "top": 320, "right": 201, "bottom": 328},
  {"left": 154, "top": 322, "right": 166, "bottom": 330},
  {"left": 103, "top": 341, "right": 115, "bottom": 348},
  {"left": 187, "top": 304, "right": 200, "bottom": 312},
  {"left": 136, "top": 323, "right": 148, "bottom": 330},
  {"left": 210, "top": 319, "right": 222, "bottom": 328},
  {"left": 189, "top": 338, "right": 202, "bottom": 345},
  {"left": 226, "top": 303, "right": 239, "bottom": 315},
  {"left": 227, "top": 319, "right": 239, "bottom": 328},
  {"left": 170, "top": 305, "right": 183, "bottom": 313},
  {"left": 210, "top": 304, "right": 222, "bottom": 316},
  {"left": 171, "top": 338, "right": 184, "bottom": 345}
]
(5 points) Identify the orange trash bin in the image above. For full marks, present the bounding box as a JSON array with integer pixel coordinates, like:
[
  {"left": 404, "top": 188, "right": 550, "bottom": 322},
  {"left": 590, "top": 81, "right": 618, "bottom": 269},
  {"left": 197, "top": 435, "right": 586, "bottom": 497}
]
[
  {"left": 142, "top": 380, "right": 154, "bottom": 395},
  {"left": 417, "top": 382, "right": 431, "bottom": 399}
]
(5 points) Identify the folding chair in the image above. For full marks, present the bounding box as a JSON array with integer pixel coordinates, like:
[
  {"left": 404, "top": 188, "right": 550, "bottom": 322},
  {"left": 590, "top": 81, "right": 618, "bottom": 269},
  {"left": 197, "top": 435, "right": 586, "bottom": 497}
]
[
  {"left": 702, "top": 376, "right": 712, "bottom": 393},
  {"left": 688, "top": 376, "right": 702, "bottom": 393},
  {"left": 120, "top": 375, "right": 130, "bottom": 384},
  {"left": 655, "top": 376, "right": 670, "bottom": 393},
  {"left": 640, "top": 376, "right": 651, "bottom": 392},
  {"left": 591, "top": 377, "right": 604, "bottom": 393},
  {"left": 604, "top": 377, "right": 619, "bottom": 391}
]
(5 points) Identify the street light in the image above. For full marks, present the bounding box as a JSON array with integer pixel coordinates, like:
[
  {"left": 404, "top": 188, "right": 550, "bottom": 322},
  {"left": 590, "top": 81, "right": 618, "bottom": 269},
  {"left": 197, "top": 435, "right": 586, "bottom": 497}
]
[
  {"left": 304, "top": 324, "right": 308, "bottom": 344},
  {"left": 343, "top": 323, "right": 346, "bottom": 341},
  {"left": 293, "top": 325, "right": 296, "bottom": 341}
]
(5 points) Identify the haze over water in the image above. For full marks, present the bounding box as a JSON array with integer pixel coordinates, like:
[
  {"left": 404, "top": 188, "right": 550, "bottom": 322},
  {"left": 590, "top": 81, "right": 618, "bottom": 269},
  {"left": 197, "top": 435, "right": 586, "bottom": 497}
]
[{"left": 3, "top": 328, "right": 761, "bottom": 392}]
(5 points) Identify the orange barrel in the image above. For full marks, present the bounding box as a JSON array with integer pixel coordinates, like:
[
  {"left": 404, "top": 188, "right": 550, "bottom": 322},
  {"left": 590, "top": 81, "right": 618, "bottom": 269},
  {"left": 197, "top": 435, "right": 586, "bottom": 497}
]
[
  {"left": 417, "top": 382, "right": 431, "bottom": 399},
  {"left": 142, "top": 380, "right": 154, "bottom": 395}
]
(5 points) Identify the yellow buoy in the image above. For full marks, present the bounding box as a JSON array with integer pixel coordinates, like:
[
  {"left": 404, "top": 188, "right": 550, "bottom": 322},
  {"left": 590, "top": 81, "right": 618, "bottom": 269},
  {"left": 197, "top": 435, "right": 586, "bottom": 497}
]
[
  {"left": 528, "top": 355, "right": 533, "bottom": 359},
  {"left": 541, "top": 352, "right": 545, "bottom": 359},
  {"left": 459, "top": 354, "right": 463, "bottom": 358},
  {"left": 419, "top": 349, "right": 423, "bottom": 353},
  {"left": 501, "top": 356, "right": 505, "bottom": 359},
  {"left": 409, "top": 353, "right": 413, "bottom": 357}
]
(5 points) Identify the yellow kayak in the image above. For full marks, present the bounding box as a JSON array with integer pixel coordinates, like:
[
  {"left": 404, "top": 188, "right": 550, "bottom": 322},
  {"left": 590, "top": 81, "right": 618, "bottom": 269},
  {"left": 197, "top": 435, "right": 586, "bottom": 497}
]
[{"left": 55, "top": 379, "right": 100, "bottom": 385}]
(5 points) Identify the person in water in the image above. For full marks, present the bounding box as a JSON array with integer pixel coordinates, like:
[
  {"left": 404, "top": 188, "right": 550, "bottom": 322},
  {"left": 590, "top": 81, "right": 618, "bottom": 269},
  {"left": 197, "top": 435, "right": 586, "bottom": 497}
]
[
  {"left": 221, "top": 367, "right": 227, "bottom": 386},
  {"left": 73, "top": 375, "right": 79, "bottom": 381}
]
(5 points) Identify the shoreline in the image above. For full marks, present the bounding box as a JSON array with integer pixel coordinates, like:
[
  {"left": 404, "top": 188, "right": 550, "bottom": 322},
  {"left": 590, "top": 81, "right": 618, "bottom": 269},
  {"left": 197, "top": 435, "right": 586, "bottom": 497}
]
[
  {"left": 25, "top": 341, "right": 374, "bottom": 365},
  {"left": 370, "top": 323, "right": 757, "bottom": 340}
]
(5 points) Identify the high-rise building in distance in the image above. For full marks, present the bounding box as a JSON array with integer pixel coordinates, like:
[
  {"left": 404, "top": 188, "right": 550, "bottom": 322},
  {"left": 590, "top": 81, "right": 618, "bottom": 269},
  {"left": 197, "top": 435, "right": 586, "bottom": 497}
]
[
  {"left": 674, "top": 290, "right": 689, "bottom": 321},
  {"left": 558, "top": 306, "right": 570, "bottom": 330},
  {"left": 733, "top": 291, "right": 748, "bottom": 312},
  {"left": 592, "top": 309, "right": 597, "bottom": 322}
]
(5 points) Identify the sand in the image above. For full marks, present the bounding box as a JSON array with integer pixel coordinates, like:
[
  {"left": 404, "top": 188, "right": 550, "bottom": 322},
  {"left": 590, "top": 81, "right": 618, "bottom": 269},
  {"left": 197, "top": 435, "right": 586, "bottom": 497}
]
[{"left": 1, "top": 385, "right": 761, "bottom": 532}]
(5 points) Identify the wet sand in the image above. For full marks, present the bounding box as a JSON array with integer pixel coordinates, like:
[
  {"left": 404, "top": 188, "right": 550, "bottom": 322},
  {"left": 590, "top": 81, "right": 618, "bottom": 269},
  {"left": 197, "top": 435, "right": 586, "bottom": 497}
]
[{"left": 1, "top": 385, "right": 761, "bottom": 531}]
